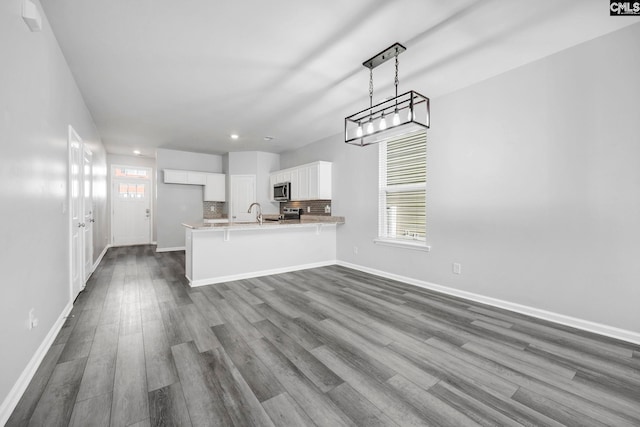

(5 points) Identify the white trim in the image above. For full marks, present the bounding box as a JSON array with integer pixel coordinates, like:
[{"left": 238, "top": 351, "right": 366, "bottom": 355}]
[
  {"left": 92, "top": 244, "right": 110, "bottom": 271},
  {"left": 373, "top": 238, "right": 431, "bottom": 252},
  {"left": 336, "top": 260, "right": 640, "bottom": 346},
  {"left": 189, "top": 260, "right": 337, "bottom": 287},
  {"left": 68, "top": 125, "right": 81, "bottom": 302},
  {"left": 156, "top": 246, "right": 186, "bottom": 253},
  {"left": 0, "top": 301, "right": 73, "bottom": 426}
]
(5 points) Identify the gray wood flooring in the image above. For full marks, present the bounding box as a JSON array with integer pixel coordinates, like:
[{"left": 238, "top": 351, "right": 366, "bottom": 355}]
[{"left": 8, "top": 245, "right": 640, "bottom": 426}]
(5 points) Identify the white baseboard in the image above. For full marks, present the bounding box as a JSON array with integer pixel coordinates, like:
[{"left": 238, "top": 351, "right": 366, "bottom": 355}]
[
  {"left": 189, "top": 260, "right": 337, "bottom": 287},
  {"left": 0, "top": 301, "right": 74, "bottom": 426},
  {"left": 156, "top": 246, "right": 185, "bottom": 253},
  {"left": 336, "top": 261, "right": 640, "bottom": 346},
  {"left": 92, "top": 244, "right": 110, "bottom": 271}
]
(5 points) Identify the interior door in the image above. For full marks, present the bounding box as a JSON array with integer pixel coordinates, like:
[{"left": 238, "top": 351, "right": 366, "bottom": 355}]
[
  {"left": 68, "top": 126, "right": 83, "bottom": 300},
  {"left": 83, "top": 147, "right": 93, "bottom": 282},
  {"left": 230, "top": 175, "right": 256, "bottom": 222},
  {"left": 112, "top": 166, "right": 152, "bottom": 246}
]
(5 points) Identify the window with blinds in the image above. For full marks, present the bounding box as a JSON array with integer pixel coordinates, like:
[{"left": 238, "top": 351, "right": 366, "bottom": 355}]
[{"left": 378, "top": 131, "right": 426, "bottom": 242}]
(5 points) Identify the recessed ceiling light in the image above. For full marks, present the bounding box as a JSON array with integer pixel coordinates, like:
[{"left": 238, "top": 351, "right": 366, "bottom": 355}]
[
  {"left": 133, "top": 150, "right": 141, "bottom": 155},
  {"left": 263, "top": 136, "right": 275, "bottom": 141},
  {"left": 230, "top": 134, "right": 239, "bottom": 140}
]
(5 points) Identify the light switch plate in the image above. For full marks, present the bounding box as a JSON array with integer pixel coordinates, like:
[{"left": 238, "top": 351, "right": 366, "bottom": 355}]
[{"left": 453, "top": 263, "right": 462, "bottom": 274}]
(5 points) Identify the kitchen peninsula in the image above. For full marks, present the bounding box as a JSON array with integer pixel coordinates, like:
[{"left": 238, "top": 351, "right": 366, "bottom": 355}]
[{"left": 182, "top": 215, "right": 345, "bottom": 286}]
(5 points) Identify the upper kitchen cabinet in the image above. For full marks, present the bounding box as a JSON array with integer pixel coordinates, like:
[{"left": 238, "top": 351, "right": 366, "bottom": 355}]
[
  {"left": 164, "top": 169, "right": 188, "bottom": 184},
  {"left": 270, "top": 161, "right": 332, "bottom": 201},
  {"left": 163, "top": 169, "right": 206, "bottom": 185},
  {"left": 164, "top": 169, "right": 226, "bottom": 201},
  {"left": 204, "top": 173, "right": 225, "bottom": 201}
]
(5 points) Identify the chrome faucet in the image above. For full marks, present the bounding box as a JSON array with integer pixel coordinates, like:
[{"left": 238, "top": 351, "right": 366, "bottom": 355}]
[{"left": 247, "top": 202, "right": 263, "bottom": 225}]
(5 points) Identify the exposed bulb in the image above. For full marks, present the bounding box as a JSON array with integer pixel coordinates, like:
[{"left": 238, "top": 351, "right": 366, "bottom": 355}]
[
  {"left": 366, "top": 121, "right": 374, "bottom": 134},
  {"left": 407, "top": 109, "right": 416, "bottom": 121},
  {"left": 379, "top": 114, "right": 387, "bottom": 130},
  {"left": 356, "top": 124, "right": 363, "bottom": 137},
  {"left": 393, "top": 111, "right": 400, "bottom": 126}
]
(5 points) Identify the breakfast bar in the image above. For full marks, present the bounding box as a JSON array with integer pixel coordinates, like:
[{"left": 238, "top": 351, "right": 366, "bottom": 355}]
[{"left": 182, "top": 216, "right": 344, "bottom": 286}]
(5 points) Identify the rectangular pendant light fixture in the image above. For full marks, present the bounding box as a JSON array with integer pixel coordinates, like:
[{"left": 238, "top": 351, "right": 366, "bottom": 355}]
[{"left": 345, "top": 43, "right": 430, "bottom": 146}]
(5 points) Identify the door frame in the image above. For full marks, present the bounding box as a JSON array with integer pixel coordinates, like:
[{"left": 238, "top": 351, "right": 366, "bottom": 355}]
[
  {"left": 83, "top": 146, "right": 93, "bottom": 282},
  {"left": 110, "top": 164, "right": 153, "bottom": 246},
  {"left": 68, "top": 125, "right": 85, "bottom": 301}
]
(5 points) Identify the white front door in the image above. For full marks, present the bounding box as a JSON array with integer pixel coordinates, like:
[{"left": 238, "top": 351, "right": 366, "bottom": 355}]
[
  {"left": 230, "top": 175, "right": 256, "bottom": 222},
  {"left": 69, "top": 126, "right": 84, "bottom": 301},
  {"left": 83, "top": 147, "right": 93, "bottom": 282},
  {"left": 111, "top": 166, "right": 152, "bottom": 246}
]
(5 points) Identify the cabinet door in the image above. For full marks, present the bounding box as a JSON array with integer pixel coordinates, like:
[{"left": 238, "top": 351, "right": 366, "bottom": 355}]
[
  {"left": 308, "top": 163, "right": 319, "bottom": 200},
  {"left": 164, "top": 169, "right": 188, "bottom": 184},
  {"left": 290, "top": 169, "right": 299, "bottom": 201},
  {"left": 317, "top": 162, "right": 332, "bottom": 199},
  {"left": 298, "top": 167, "right": 309, "bottom": 200},
  {"left": 276, "top": 171, "right": 291, "bottom": 185},
  {"left": 204, "top": 173, "right": 226, "bottom": 201},
  {"left": 187, "top": 171, "right": 207, "bottom": 185}
]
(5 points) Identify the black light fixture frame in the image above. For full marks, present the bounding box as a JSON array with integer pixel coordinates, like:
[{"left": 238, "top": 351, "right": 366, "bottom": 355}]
[{"left": 345, "top": 42, "right": 430, "bottom": 146}]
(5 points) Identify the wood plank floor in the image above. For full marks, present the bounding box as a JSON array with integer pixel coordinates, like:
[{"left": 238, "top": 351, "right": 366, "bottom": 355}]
[{"left": 8, "top": 245, "right": 640, "bottom": 426}]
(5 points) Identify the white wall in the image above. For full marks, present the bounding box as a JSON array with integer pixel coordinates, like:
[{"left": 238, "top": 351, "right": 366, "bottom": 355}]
[
  {"left": 281, "top": 23, "right": 640, "bottom": 336},
  {"left": 107, "top": 154, "right": 157, "bottom": 242},
  {"left": 0, "top": 0, "right": 108, "bottom": 416},
  {"left": 156, "top": 149, "right": 223, "bottom": 249}
]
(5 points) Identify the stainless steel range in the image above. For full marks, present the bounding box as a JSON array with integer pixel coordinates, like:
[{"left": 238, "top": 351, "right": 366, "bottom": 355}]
[{"left": 282, "top": 207, "right": 302, "bottom": 220}]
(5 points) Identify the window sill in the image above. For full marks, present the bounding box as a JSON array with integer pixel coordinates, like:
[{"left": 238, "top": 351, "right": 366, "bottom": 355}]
[{"left": 373, "top": 238, "right": 431, "bottom": 252}]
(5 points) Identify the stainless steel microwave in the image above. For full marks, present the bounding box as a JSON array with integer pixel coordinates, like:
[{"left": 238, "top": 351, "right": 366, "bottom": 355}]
[{"left": 273, "top": 182, "right": 290, "bottom": 201}]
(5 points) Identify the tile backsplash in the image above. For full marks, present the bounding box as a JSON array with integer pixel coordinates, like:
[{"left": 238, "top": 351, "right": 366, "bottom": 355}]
[
  {"left": 203, "top": 201, "right": 226, "bottom": 219},
  {"left": 281, "top": 200, "right": 332, "bottom": 216},
  {"left": 204, "top": 200, "right": 331, "bottom": 218}
]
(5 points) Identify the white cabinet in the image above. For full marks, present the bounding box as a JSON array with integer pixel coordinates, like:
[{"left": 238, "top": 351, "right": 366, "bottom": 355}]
[
  {"left": 308, "top": 163, "right": 319, "bottom": 200},
  {"left": 204, "top": 173, "right": 226, "bottom": 201},
  {"left": 316, "top": 161, "right": 332, "bottom": 199},
  {"left": 187, "top": 171, "right": 206, "bottom": 185},
  {"left": 164, "top": 169, "right": 189, "bottom": 184},
  {"left": 269, "top": 161, "right": 332, "bottom": 201},
  {"left": 276, "top": 171, "right": 291, "bottom": 185},
  {"left": 289, "top": 169, "right": 299, "bottom": 201},
  {"left": 298, "top": 167, "right": 309, "bottom": 200},
  {"left": 165, "top": 169, "right": 226, "bottom": 201},
  {"left": 164, "top": 169, "right": 207, "bottom": 185}
]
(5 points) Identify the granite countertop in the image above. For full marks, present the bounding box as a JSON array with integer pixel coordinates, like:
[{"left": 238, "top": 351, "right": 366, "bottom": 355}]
[{"left": 183, "top": 215, "right": 345, "bottom": 231}]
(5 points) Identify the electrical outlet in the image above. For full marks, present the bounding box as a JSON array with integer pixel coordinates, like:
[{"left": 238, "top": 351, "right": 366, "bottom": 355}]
[
  {"left": 353, "top": 246, "right": 359, "bottom": 255},
  {"left": 453, "top": 263, "right": 462, "bottom": 275},
  {"left": 210, "top": 206, "right": 216, "bottom": 212},
  {"left": 307, "top": 206, "right": 311, "bottom": 213}
]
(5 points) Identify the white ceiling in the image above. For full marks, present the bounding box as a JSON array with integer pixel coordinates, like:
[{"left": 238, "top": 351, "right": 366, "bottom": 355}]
[{"left": 40, "top": 0, "right": 639, "bottom": 157}]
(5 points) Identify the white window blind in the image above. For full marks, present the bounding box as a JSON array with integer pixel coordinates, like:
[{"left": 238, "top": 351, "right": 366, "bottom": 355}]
[{"left": 378, "top": 131, "right": 426, "bottom": 241}]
